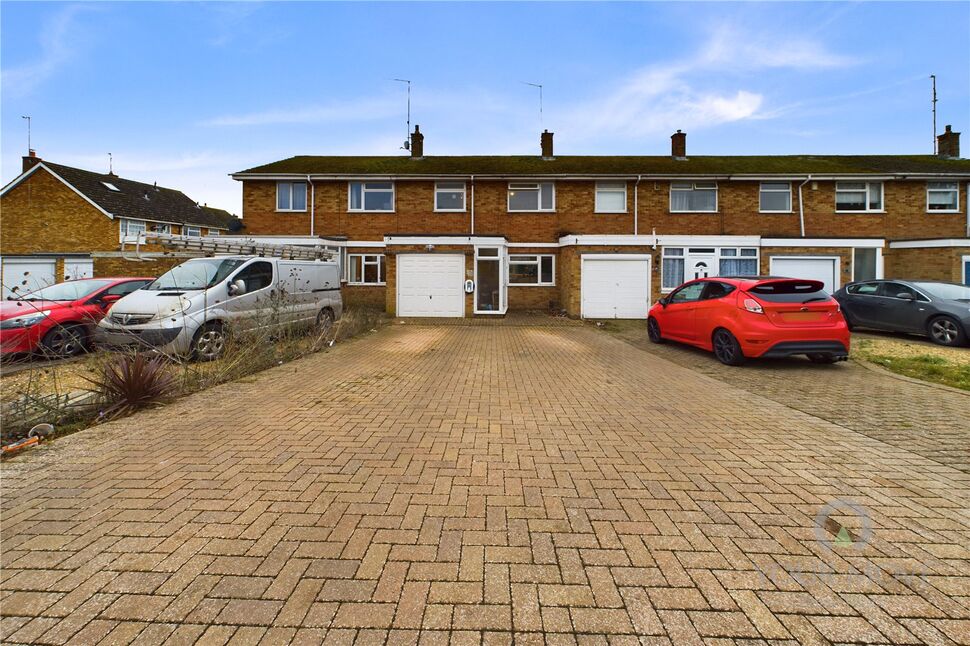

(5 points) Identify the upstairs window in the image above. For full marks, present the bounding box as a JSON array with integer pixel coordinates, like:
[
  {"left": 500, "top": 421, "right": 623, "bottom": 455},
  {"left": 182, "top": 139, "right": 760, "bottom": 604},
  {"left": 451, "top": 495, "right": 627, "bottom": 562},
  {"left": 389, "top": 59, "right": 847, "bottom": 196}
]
[
  {"left": 184, "top": 226, "right": 202, "bottom": 237},
  {"left": 434, "top": 182, "right": 466, "bottom": 211},
  {"left": 595, "top": 182, "right": 627, "bottom": 213},
  {"left": 508, "top": 255, "right": 555, "bottom": 286},
  {"left": 346, "top": 254, "right": 386, "bottom": 284},
  {"left": 349, "top": 181, "right": 394, "bottom": 212},
  {"left": 149, "top": 223, "right": 171, "bottom": 234},
  {"left": 276, "top": 181, "right": 307, "bottom": 211},
  {"left": 836, "top": 181, "right": 882, "bottom": 212},
  {"left": 508, "top": 182, "right": 555, "bottom": 212},
  {"left": 119, "top": 218, "right": 146, "bottom": 242},
  {"left": 670, "top": 182, "right": 717, "bottom": 212},
  {"left": 927, "top": 182, "right": 959, "bottom": 212},
  {"left": 759, "top": 182, "right": 792, "bottom": 213}
]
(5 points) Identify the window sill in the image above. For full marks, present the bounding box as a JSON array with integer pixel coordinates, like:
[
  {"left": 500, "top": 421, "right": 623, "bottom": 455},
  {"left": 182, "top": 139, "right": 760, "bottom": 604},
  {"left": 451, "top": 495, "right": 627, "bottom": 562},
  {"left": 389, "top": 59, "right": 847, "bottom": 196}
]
[
  {"left": 508, "top": 283, "right": 556, "bottom": 288},
  {"left": 434, "top": 209, "right": 467, "bottom": 213},
  {"left": 759, "top": 210, "right": 793, "bottom": 215},
  {"left": 346, "top": 282, "right": 387, "bottom": 287},
  {"left": 594, "top": 210, "right": 628, "bottom": 215},
  {"left": 926, "top": 210, "right": 961, "bottom": 214},
  {"left": 835, "top": 210, "right": 885, "bottom": 214},
  {"left": 508, "top": 210, "right": 556, "bottom": 214},
  {"left": 348, "top": 210, "right": 396, "bottom": 214},
  {"left": 669, "top": 211, "right": 718, "bottom": 215},
  {"left": 275, "top": 209, "right": 308, "bottom": 213}
]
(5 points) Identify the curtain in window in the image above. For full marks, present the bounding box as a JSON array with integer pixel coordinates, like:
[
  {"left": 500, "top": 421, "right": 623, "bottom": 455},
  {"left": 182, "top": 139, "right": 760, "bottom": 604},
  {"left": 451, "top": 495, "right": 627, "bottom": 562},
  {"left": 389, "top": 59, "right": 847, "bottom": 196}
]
[
  {"left": 719, "top": 259, "right": 758, "bottom": 276},
  {"left": 662, "top": 258, "right": 684, "bottom": 289}
]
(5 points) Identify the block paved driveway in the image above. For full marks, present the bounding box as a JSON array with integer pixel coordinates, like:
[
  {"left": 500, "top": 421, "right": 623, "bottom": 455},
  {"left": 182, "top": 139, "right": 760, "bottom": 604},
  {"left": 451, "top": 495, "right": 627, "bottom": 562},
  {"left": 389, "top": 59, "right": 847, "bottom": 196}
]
[{"left": 2, "top": 323, "right": 969, "bottom": 645}]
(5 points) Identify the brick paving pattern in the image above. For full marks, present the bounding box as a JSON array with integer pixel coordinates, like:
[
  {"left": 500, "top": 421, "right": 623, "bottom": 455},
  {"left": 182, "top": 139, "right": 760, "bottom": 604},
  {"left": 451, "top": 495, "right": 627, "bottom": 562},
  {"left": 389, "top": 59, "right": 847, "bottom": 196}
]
[{"left": 2, "top": 324, "right": 969, "bottom": 644}]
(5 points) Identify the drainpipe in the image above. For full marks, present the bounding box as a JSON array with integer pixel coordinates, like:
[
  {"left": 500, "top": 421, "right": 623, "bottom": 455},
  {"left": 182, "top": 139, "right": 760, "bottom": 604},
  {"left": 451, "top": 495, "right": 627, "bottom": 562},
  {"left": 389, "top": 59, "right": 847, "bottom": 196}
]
[
  {"left": 797, "top": 175, "right": 812, "bottom": 237},
  {"left": 307, "top": 174, "right": 315, "bottom": 236},
  {"left": 470, "top": 175, "right": 475, "bottom": 235},
  {"left": 634, "top": 175, "right": 642, "bottom": 236}
]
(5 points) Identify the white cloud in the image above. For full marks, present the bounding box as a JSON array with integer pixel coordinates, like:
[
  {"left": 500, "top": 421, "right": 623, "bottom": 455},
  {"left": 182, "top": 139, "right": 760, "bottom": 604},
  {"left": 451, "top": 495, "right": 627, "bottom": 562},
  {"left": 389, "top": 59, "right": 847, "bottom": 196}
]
[
  {"left": 1, "top": 5, "right": 98, "bottom": 98},
  {"left": 697, "top": 24, "right": 858, "bottom": 70}
]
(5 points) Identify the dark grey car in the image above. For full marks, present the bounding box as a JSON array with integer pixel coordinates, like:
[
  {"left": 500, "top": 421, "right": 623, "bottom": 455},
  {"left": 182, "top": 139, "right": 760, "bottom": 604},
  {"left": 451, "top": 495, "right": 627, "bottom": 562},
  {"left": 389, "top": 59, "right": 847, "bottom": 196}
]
[{"left": 833, "top": 280, "right": 970, "bottom": 346}]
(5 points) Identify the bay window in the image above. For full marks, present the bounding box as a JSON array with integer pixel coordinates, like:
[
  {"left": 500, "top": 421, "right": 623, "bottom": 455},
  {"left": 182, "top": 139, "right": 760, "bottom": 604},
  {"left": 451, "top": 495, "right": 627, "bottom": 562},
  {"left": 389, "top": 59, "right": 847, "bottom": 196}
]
[
  {"left": 670, "top": 182, "right": 717, "bottom": 212},
  {"left": 836, "top": 181, "right": 883, "bottom": 212},
  {"left": 349, "top": 181, "right": 394, "bottom": 212},
  {"left": 346, "top": 254, "right": 386, "bottom": 284},
  {"left": 508, "top": 255, "right": 554, "bottom": 286},
  {"left": 927, "top": 182, "right": 959, "bottom": 212},
  {"left": 508, "top": 182, "right": 555, "bottom": 212},
  {"left": 434, "top": 182, "right": 466, "bottom": 211},
  {"left": 759, "top": 182, "right": 792, "bottom": 213},
  {"left": 595, "top": 182, "right": 627, "bottom": 213},
  {"left": 277, "top": 181, "right": 307, "bottom": 211}
]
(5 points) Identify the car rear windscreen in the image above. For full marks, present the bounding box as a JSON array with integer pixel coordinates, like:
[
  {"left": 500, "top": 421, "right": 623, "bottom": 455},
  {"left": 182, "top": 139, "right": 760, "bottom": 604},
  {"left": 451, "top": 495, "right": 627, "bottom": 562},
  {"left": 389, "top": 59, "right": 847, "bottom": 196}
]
[{"left": 749, "top": 281, "right": 829, "bottom": 303}]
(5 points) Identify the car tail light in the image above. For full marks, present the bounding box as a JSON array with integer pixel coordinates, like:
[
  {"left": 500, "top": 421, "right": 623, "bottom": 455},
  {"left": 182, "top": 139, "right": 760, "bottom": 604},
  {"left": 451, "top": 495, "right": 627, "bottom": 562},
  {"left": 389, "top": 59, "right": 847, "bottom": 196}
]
[{"left": 739, "top": 293, "right": 764, "bottom": 314}]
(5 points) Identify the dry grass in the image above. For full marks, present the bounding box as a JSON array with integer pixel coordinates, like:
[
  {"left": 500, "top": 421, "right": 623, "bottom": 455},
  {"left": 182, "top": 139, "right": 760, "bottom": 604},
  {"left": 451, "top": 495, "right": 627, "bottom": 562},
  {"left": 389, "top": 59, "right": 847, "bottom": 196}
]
[{"left": 852, "top": 334, "right": 970, "bottom": 391}]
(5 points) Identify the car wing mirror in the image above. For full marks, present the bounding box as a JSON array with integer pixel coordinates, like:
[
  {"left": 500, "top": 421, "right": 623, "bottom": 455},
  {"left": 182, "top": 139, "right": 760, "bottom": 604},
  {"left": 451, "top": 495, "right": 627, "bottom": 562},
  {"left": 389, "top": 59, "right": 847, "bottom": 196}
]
[
  {"left": 658, "top": 296, "right": 669, "bottom": 308},
  {"left": 228, "top": 279, "right": 247, "bottom": 296},
  {"left": 101, "top": 294, "right": 122, "bottom": 305}
]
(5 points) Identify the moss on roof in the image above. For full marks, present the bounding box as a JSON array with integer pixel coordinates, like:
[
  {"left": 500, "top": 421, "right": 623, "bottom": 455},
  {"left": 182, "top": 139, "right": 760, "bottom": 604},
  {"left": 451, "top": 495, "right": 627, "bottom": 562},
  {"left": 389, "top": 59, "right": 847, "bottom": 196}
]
[{"left": 236, "top": 154, "right": 970, "bottom": 177}]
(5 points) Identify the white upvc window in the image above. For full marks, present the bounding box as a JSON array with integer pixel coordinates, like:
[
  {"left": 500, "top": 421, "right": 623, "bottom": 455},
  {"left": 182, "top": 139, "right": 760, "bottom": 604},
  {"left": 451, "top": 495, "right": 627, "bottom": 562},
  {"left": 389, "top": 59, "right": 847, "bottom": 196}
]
[
  {"left": 759, "top": 182, "right": 792, "bottom": 213},
  {"left": 349, "top": 181, "right": 394, "bottom": 212},
  {"left": 835, "top": 181, "right": 883, "bottom": 212},
  {"left": 718, "top": 248, "right": 759, "bottom": 276},
  {"left": 276, "top": 181, "right": 308, "bottom": 212},
  {"left": 184, "top": 226, "right": 202, "bottom": 237},
  {"left": 595, "top": 182, "right": 627, "bottom": 213},
  {"left": 118, "top": 218, "right": 147, "bottom": 242},
  {"left": 207, "top": 229, "right": 220, "bottom": 236},
  {"left": 346, "top": 254, "right": 386, "bottom": 284},
  {"left": 661, "top": 247, "right": 685, "bottom": 291},
  {"left": 150, "top": 223, "right": 171, "bottom": 234},
  {"left": 508, "top": 182, "right": 555, "bottom": 212},
  {"left": 670, "top": 181, "right": 717, "bottom": 212},
  {"left": 434, "top": 182, "right": 466, "bottom": 212},
  {"left": 508, "top": 255, "right": 555, "bottom": 286},
  {"left": 926, "top": 181, "right": 960, "bottom": 212}
]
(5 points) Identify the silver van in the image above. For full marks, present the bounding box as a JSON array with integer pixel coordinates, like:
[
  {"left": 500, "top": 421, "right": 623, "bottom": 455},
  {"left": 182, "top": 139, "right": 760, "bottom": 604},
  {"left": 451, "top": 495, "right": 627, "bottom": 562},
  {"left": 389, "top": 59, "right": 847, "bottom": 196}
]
[{"left": 96, "top": 256, "right": 342, "bottom": 360}]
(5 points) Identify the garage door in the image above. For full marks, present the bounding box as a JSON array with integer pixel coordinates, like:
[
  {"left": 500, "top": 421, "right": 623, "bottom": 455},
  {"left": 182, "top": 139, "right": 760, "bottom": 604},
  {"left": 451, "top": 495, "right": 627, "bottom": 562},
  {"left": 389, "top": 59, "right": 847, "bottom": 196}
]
[
  {"left": 1, "top": 257, "right": 57, "bottom": 299},
  {"left": 397, "top": 254, "right": 465, "bottom": 317},
  {"left": 581, "top": 255, "right": 651, "bottom": 319},
  {"left": 64, "top": 258, "right": 94, "bottom": 280},
  {"left": 770, "top": 256, "right": 839, "bottom": 293}
]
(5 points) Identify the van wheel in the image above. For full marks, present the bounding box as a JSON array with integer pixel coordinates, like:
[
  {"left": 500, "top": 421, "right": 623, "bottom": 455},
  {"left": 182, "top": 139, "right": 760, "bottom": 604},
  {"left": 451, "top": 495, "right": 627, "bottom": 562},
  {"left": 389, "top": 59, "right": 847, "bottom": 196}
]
[
  {"left": 647, "top": 317, "right": 664, "bottom": 344},
  {"left": 192, "top": 323, "right": 226, "bottom": 361},
  {"left": 41, "top": 324, "right": 87, "bottom": 358},
  {"left": 316, "top": 308, "right": 335, "bottom": 337},
  {"left": 928, "top": 316, "right": 965, "bottom": 346},
  {"left": 712, "top": 329, "right": 746, "bottom": 366}
]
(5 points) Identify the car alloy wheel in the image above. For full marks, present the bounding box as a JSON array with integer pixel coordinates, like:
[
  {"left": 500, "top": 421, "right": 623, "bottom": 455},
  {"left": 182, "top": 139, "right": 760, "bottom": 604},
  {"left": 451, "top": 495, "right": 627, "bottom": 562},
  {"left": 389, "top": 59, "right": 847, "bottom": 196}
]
[
  {"left": 712, "top": 329, "right": 745, "bottom": 366},
  {"left": 929, "top": 317, "right": 962, "bottom": 346},
  {"left": 42, "top": 325, "right": 85, "bottom": 358},
  {"left": 194, "top": 325, "right": 226, "bottom": 361},
  {"left": 647, "top": 318, "right": 663, "bottom": 344}
]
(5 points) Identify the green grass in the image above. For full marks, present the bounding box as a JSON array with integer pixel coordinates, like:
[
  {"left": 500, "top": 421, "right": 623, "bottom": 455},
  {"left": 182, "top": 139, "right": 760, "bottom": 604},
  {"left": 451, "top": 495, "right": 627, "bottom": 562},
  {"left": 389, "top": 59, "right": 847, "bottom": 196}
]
[{"left": 858, "top": 352, "right": 970, "bottom": 391}]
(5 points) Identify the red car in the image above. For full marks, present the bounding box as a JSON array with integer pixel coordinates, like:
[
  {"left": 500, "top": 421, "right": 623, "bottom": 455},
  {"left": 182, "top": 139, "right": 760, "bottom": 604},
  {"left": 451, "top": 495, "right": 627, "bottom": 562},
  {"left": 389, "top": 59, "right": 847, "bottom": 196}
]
[
  {"left": 647, "top": 277, "right": 850, "bottom": 366},
  {"left": 1, "top": 277, "right": 153, "bottom": 357}
]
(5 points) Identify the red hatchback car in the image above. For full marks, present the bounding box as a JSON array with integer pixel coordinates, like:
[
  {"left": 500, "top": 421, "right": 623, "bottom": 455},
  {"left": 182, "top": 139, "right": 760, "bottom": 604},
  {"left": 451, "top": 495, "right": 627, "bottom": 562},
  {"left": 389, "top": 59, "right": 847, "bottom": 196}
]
[
  {"left": 1, "top": 277, "right": 153, "bottom": 358},
  {"left": 647, "top": 277, "right": 850, "bottom": 366}
]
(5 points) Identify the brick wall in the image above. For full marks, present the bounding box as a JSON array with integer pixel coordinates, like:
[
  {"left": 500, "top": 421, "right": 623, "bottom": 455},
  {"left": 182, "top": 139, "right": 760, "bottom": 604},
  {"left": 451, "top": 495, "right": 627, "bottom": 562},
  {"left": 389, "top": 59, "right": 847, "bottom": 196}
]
[
  {"left": 241, "top": 178, "right": 968, "bottom": 242},
  {"left": 885, "top": 247, "right": 966, "bottom": 283}
]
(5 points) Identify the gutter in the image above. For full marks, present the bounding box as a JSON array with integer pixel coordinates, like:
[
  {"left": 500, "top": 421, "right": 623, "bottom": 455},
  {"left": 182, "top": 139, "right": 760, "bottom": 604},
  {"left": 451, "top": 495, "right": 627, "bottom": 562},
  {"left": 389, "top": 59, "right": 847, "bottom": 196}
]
[
  {"left": 633, "top": 175, "right": 641, "bottom": 236},
  {"left": 470, "top": 175, "right": 475, "bottom": 235},
  {"left": 797, "top": 175, "right": 812, "bottom": 237},
  {"left": 308, "top": 174, "right": 315, "bottom": 236}
]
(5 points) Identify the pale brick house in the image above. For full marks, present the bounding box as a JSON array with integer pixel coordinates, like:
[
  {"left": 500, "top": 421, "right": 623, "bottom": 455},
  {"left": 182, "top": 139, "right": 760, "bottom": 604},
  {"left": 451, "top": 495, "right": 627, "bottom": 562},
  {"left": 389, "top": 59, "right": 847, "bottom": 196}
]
[
  {"left": 231, "top": 126, "right": 970, "bottom": 318},
  {"left": 0, "top": 153, "right": 238, "bottom": 298}
]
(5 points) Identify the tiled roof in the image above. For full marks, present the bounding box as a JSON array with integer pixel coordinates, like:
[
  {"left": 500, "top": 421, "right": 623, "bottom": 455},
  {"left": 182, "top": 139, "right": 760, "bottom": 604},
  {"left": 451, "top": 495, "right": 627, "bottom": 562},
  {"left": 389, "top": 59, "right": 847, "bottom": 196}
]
[
  {"left": 235, "top": 155, "right": 970, "bottom": 177},
  {"left": 40, "top": 161, "right": 238, "bottom": 229}
]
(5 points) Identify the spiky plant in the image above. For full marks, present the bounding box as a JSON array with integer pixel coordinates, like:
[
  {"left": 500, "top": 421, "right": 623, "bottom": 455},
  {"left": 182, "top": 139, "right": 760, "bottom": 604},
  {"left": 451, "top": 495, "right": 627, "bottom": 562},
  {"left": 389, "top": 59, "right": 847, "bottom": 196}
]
[{"left": 87, "top": 353, "right": 177, "bottom": 420}]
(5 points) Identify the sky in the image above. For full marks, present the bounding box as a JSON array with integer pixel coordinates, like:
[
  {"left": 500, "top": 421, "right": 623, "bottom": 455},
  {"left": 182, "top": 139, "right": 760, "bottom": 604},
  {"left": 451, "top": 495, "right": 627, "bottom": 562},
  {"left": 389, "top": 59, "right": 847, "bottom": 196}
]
[{"left": 2, "top": 1, "right": 968, "bottom": 216}]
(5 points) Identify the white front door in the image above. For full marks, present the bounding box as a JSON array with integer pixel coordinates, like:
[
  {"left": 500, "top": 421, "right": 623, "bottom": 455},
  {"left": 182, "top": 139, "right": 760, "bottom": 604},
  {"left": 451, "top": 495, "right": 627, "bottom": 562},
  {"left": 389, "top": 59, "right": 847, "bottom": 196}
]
[
  {"left": 397, "top": 254, "right": 465, "bottom": 317},
  {"left": 581, "top": 255, "right": 652, "bottom": 319},
  {"left": 1, "top": 257, "right": 57, "bottom": 299},
  {"left": 686, "top": 250, "right": 716, "bottom": 281},
  {"left": 770, "top": 256, "right": 840, "bottom": 293}
]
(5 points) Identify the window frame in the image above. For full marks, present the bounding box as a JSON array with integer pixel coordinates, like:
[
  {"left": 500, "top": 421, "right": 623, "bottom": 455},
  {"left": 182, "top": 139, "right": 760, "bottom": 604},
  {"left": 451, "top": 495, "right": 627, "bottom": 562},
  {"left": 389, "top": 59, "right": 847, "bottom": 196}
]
[
  {"left": 594, "top": 181, "right": 627, "bottom": 214},
  {"left": 661, "top": 247, "right": 685, "bottom": 292},
  {"left": 759, "top": 182, "right": 793, "bottom": 213},
  {"left": 926, "top": 181, "right": 960, "bottom": 213},
  {"left": 669, "top": 181, "right": 718, "bottom": 213},
  {"left": 346, "top": 253, "right": 386, "bottom": 285},
  {"left": 835, "top": 181, "right": 884, "bottom": 213},
  {"left": 118, "top": 218, "right": 147, "bottom": 242},
  {"left": 507, "top": 254, "right": 555, "bottom": 287},
  {"left": 183, "top": 226, "right": 202, "bottom": 237},
  {"left": 507, "top": 181, "right": 556, "bottom": 213},
  {"left": 434, "top": 182, "right": 467, "bottom": 212},
  {"left": 276, "top": 181, "right": 308, "bottom": 212},
  {"left": 348, "top": 181, "right": 395, "bottom": 213}
]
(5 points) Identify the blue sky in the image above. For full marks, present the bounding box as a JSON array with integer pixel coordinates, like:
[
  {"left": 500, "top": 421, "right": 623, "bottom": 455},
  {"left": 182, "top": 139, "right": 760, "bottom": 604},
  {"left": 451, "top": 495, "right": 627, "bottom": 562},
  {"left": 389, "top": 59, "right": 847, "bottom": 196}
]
[{"left": 2, "top": 2, "right": 968, "bottom": 215}]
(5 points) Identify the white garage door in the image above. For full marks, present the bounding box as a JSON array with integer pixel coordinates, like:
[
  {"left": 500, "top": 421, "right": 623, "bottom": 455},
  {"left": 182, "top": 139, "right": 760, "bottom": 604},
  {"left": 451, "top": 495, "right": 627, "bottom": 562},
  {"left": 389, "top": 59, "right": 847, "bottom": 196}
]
[
  {"left": 770, "top": 256, "right": 839, "bottom": 293},
  {"left": 581, "top": 256, "right": 651, "bottom": 319},
  {"left": 1, "top": 257, "right": 57, "bottom": 299},
  {"left": 64, "top": 258, "right": 94, "bottom": 280},
  {"left": 397, "top": 254, "right": 465, "bottom": 317}
]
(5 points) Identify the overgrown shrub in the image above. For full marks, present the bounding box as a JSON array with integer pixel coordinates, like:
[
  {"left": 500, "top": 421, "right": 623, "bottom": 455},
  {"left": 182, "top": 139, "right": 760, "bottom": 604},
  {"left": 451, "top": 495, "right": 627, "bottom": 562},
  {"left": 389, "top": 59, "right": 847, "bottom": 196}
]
[{"left": 86, "top": 353, "right": 177, "bottom": 420}]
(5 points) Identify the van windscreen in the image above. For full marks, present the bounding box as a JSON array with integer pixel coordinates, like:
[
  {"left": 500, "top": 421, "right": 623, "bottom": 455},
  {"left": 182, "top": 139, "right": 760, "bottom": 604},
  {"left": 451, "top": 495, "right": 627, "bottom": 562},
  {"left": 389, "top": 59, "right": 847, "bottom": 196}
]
[
  {"left": 749, "top": 280, "right": 829, "bottom": 303},
  {"left": 146, "top": 259, "right": 245, "bottom": 290}
]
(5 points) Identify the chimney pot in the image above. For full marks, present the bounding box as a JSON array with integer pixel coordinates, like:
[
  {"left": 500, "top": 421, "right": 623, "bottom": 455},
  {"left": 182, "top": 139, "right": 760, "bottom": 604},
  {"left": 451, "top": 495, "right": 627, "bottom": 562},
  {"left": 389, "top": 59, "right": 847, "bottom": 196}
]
[
  {"left": 671, "top": 130, "right": 687, "bottom": 159},
  {"left": 22, "top": 149, "right": 41, "bottom": 173},
  {"left": 541, "top": 129, "right": 554, "bottom": 159},
  {"left": 937, "top": 124, "right": 961, "bottom": 158},
  {"left": 410, "top": 125, "right": 424, "bottom": 158}
]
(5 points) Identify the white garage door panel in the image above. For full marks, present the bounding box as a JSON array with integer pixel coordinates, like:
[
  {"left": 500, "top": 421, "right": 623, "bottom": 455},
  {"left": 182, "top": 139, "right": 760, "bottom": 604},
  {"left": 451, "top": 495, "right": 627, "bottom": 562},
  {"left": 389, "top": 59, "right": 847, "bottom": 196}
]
[
  {"left": 397, "top": 254, "right": 465, "bottom": 317},
  {"left": 582, "top": 257, "right": 651, "bottom": 319},
  {"left": 1, "top": 258, "right": 57, "bottom": 299},
  {"left": 770, "top": 257, "right": 838, "bottom": 293},
  {"left": 64, "top": 259, "right": 94, "bottom": 280}
]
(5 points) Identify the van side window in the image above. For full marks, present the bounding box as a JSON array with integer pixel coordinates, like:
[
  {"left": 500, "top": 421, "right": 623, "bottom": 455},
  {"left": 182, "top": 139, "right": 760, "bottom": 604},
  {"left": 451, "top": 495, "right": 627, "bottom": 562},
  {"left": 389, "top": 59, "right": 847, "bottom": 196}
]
[{"left": 235, "top": 261, "right": 274, "bottom": 293}]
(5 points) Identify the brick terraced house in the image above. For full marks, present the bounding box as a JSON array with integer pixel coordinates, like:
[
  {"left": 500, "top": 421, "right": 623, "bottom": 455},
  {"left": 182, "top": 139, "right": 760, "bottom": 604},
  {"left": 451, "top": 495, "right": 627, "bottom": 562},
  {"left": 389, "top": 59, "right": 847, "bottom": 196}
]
[
  {"left": 1, "top": 152, "right": 238, "bottom": 298},
  {"left": 232, "top": 126, "right": 970, "bottom": 318}
]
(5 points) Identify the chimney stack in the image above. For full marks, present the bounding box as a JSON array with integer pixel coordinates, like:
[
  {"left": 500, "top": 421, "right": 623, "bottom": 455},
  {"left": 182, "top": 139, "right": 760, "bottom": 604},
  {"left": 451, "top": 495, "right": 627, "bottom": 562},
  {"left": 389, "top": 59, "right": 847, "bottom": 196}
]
[
  {"left": 671, "top": 130, "right": 686, "bottom": 159},
  {"left": 541, "top": 130, "right": 554, "bottom": 159},
  {"left": 410, "top": 125, "right": 424, "bottom": 158},
  {"left": 937, "top": 125, "right": 960, "bottom": 158},
  {"left": 22, "top": 149, "right": 40, "bottom": 173}
]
